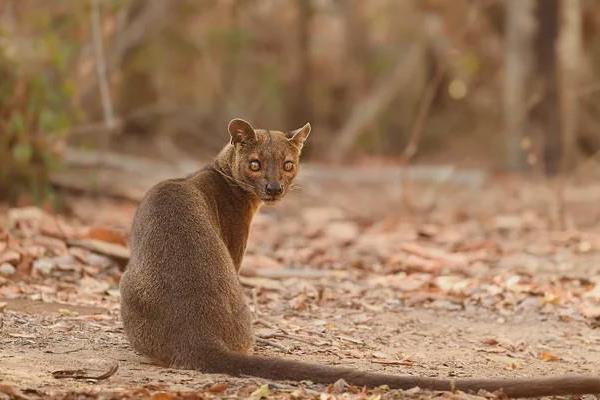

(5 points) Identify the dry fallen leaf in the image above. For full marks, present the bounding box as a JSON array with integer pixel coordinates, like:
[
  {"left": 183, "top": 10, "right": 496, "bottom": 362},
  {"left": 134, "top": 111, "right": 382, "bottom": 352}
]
[
  {"left": 539, "top": 351, "right": 561, "bottom": 362},
  {"left": 207, "top": 382, "right": 228, "bottom": 393},
  {"left": 289, "top": 293, "right": 309, "bottom": 311},
  {"left": 150, "top": 392, "right": 176, "bottom": 400},
  {"left": 0, "top": 250, "right": 20, "bottom": 265},
  {"left": 82, "top": 227, "right": 128, "bottom": 246},
  {"left": 481, "top": 338, "right": 499, "bottom": 346}
]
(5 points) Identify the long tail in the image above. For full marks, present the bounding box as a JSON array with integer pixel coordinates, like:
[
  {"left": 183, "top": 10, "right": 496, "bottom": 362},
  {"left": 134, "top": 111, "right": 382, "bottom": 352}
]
[{"left": 207, "top": 352, "right": 600, "bottom": 398}]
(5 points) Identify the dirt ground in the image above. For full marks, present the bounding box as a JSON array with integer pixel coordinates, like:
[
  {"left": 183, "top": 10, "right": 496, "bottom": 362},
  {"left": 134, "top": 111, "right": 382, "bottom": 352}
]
[{"left": 3, "top": 165, "right": 600, "bottom": 399}]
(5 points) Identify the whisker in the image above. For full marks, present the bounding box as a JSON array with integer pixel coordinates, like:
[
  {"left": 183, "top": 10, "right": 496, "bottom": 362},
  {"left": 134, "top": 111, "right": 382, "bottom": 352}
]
[{"left": 213, "top": 167, "right": 255, "bottom": 192}]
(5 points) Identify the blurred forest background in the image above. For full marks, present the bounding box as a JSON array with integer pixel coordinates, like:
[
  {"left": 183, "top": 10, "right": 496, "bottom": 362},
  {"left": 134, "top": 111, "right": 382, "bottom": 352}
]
[{"left": 2, "top": 0, "right": 600, "bottom": 203}]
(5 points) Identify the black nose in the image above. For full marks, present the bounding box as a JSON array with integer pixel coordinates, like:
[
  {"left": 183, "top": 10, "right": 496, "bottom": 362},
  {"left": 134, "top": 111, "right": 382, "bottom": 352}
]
[{"left": 265, "top": 182, "right": 283, "bottom": 196}]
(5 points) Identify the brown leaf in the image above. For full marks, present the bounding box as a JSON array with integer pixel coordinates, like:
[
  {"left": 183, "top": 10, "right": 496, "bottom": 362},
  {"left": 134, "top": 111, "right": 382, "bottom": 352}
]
[
  {"left": 539, "top": 351, "right": 561, "bottom": 362},
  {"left": 207, "top": 383, "right": 228, "bottom": 393},
  {"left": 400, "top": 242, "right": 467, "bottom": 269},
  {"left": 82, "top": 227, "right": 128, "bottom": 246},
  {"left": 0, "top": 250, "right": 20, "bottom": 265},
  {"left": 387, "top": 253, "right": 441, "bottom": 273},
  {"left": 289, "top": 293, "right": 309, "bottom": 311},
  {"left": 16, "top": 254, "right": 33, "bottom": 277},
  {"left": 482, "top": 338, "right": 499, "bottom": 346},
  {"left": 150, "top": 392, "right": 176, "bottom": 400}
]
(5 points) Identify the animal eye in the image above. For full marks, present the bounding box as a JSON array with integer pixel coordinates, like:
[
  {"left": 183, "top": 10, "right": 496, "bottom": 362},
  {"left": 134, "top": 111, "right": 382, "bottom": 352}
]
[
  {"left": 249, "top": 160, "right": 261, "bottom": 171},
  {"left": 283, "top": 161, "right": 295, "bottom": 172}
]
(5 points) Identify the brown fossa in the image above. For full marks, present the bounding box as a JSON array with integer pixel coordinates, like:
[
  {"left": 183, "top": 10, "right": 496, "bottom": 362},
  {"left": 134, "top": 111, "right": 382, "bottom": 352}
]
[{"left": 120, "top": 118, "right": 600, "bottom": 398}]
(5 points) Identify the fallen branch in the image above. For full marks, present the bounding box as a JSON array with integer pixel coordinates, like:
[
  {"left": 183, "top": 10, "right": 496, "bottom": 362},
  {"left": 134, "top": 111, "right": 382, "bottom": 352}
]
[
  {"left": 51, "top": 363, "right": 118, "bottom": 381},
  {"left": 258, "top": 332, "right": 319, "bottom": 346}
]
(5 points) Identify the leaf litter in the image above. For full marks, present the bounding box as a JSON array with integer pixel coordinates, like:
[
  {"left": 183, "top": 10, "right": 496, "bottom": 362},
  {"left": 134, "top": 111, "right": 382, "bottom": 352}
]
[{"left": 2, "top": 174, "right": 600, "bottom": 398}]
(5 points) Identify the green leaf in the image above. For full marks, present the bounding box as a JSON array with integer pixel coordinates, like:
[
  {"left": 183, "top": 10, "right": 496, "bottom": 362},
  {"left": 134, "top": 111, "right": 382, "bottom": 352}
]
[
  {"left": 8, "top": 114, "right": 25, "bottom": 134},
  {"left": 12, "top": 143, "right": 33, "bottom": 164}
]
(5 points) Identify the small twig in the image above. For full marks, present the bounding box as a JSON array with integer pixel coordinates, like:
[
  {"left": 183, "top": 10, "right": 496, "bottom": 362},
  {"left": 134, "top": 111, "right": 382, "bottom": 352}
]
[
  {"left": 45, "top": 346, "right": 86, "bottom": 355},
  {"left": 402, "top": 62, "right": 446, "bottom": 163},
  {"left": 259, "top": 332, "right": 316, "bottom": 346},
  {"left": 371, "top": 357, "right": 414, "bottom": 366},
  {"left": 90, "top": 0, "right": 116, "bottom": 130},
  {"left": 52, "top": 363, "right": 119, "bottom": 381},
  {"left": 337, "top": 334, "right": 366, "bottom": 345},
  {"left": 254, "top": 318, "right": 289, "bottom": 335},
  {"left": 254, "top": 319, "right": 331, "bottom": 346},
  {"left": 255, "top": 337, "right": 290, "bottom": 353}
]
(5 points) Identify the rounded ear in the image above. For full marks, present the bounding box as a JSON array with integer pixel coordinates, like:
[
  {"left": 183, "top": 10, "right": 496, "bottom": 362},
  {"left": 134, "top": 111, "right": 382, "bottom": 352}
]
[
  {"left": 228, "top": 118, "right": 256, "bottom": 145},
  {"left": 288, "top": 122, "right": 311, "bottom": 149}
]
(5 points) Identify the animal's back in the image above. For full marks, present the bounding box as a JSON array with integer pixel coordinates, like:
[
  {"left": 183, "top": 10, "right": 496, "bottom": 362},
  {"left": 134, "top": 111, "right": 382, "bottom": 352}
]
[{"left": 119, "top": 171, "right": 253, "bottom": 368}]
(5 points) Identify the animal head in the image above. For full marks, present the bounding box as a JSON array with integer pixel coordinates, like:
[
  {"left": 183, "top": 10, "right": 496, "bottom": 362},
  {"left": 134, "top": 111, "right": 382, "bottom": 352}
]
[{"left": 226, "top": 118, "right": 311, "bottom": 203}]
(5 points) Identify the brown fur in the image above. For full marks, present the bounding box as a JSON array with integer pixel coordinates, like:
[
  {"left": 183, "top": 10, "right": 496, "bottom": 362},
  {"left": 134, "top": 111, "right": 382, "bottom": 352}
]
[{"left": 120, "top": 119, "right": 600, "bottom": 398}]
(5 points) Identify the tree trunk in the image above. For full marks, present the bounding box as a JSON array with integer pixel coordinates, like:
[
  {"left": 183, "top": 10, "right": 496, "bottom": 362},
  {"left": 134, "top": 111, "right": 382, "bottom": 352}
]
[
  {"left": 536, "top": 0, "right": 561, "bottom": 176},
  {"left": 504, "top": 0, "right": 536, "bottom": 171},
  {"left": 558, "top": 0, "right": 582, "bottom": 172},
  {"left": 286, "top": 0, "right": 313, "bottom": 129}
]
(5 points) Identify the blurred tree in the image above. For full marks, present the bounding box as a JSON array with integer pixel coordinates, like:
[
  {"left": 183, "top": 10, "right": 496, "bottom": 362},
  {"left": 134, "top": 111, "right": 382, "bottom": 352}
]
[
  {"left": 504, "top": 0, "right": 535, "bottom": 171},
  {"left": 285, "top": 0, "right": 313, "bottom": 131},
  {"left": 534, "top": 0, "right": 561, "bottom": 176},
  {"left": 4, "top": 0, "right": 600, "bottom": 193},
  {"left": 558, "top": 0, "right": 583, "bottom": 171}
]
